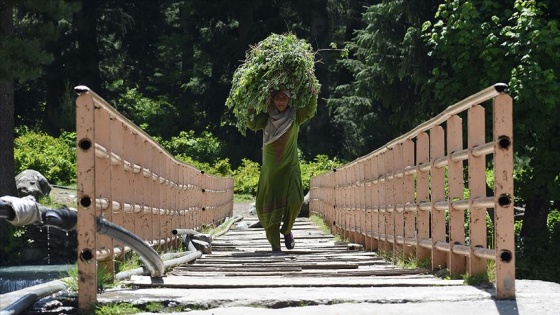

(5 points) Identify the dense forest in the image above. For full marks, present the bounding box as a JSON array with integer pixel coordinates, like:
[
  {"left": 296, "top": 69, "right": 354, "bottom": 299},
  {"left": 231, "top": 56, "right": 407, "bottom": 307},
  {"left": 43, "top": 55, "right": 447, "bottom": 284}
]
[{"left": 1, "top": 0, "right": 560, "bottom": 281}]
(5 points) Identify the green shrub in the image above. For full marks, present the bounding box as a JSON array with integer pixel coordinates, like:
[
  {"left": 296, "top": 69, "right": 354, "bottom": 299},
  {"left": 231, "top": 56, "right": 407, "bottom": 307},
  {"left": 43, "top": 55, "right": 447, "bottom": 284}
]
[
  {"left": 115, "top": 87, "right": 178, "bottom": 138},
  {"left": 300, "top": 154, "right": 344, "bottom": 193},
  {"left": 232, "top": 159, "right": 261, "bottom": 195},
  {"left": 160, "top": 130, "right": 223, "bottom": 164},
  {"left": 14, "top": 129, "right": 76, "bottom": 185},
  {"left": 515, "top": 209, "right": 560, "bottom": 283}
]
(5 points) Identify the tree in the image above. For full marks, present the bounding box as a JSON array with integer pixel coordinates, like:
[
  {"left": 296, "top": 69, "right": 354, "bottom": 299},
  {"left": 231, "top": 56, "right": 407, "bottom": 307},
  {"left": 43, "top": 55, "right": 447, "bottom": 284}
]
[
  {"left": 0, "top": 2, "right": 16, "bottom": 198},
  {"left": 424, "top": 0, "right": 560, "bottom": 238},
  {"left": 0, "top": 0, "right": 77, "bottom": 258},
  {"left": 327, "top": 0, "right": 440, "bottom": 159},
  {"left": 0, "top": 0, "right": 77, "bottom": 196}
]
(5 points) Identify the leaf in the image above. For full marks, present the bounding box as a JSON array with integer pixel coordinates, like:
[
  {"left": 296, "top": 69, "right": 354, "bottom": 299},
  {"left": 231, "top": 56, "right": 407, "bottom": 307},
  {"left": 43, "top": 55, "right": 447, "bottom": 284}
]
[{"left": 225, "top": 33, "right": 321, "bottom": 134}]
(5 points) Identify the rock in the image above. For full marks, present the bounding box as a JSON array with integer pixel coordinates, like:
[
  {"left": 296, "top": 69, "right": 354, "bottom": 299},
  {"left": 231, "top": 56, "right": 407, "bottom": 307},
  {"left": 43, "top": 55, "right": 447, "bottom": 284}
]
[
  {"left": 249, "top": 221, "right": 263, "bottom": 228},
  {"left": 192, "top": 233, "right": 213, "bottom": 244},
  {"left": 192, "top": 239, "right": 212, "bottom": 254},
  {"left": 248, "top": 203, "right": 256, "bottom": 215},
  {"left": 298, "top": 192, "right": 310, "bottom": 217},
  {"left": 15, "top": 170, "right": 52, "bottom": 200},
  {"left": 234, "top": 222, "right": 250, "bottom": 230}
]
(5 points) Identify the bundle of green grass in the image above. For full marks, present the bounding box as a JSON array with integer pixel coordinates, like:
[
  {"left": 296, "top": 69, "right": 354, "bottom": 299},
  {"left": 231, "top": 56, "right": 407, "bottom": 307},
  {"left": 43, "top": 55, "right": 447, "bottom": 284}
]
[{"left": 226, "top": 33, "right": 321, "bottom": 135}]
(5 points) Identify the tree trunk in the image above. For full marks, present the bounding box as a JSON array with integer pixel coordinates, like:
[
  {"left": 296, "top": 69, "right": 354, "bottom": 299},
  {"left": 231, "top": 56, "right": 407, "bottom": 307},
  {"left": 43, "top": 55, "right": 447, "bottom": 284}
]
[
  {"left": 0, "top": 3, "right": 17, "bottom": 260},
  {"left": 520, "top": 193, "right": 550, "bottom": 238},
  {"left": 74, "top": 0, "right": 101, "bottom": 92},
  {"left": 0, "top": 4, "right": 16, "bottom": 197}
]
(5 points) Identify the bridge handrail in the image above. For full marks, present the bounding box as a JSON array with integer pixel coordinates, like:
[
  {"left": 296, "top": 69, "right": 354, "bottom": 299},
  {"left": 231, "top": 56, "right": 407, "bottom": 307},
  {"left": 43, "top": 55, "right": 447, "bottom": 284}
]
[
  {"left": 309, "top": 83, "right": 514, "bottom": 299},
  {"left": 74, "top": 86, "right": 234, "bottom": 308}
]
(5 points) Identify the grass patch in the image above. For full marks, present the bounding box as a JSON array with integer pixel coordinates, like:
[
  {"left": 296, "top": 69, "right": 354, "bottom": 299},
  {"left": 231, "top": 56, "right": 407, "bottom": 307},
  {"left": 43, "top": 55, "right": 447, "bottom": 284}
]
[
  {"left": 116, "top": 252, "right": 142, "bottom": 273},
  {"left": 309, "top": 214, "right": 348, "bottom": 242},
  {"left": 61, "top": 263, "right": 114, "bottom": 292},
  {"left": 234, "top": 194, "right": 254, "bottom": 202},
  {"left": 377, "top": 249, "right": 431, "bottom": 270},
  {"left": 96, "top": 303, "right": 141, "bottom": 315},
  {"left": 463, "top": 260, "right": 496, "bottom": 286}
]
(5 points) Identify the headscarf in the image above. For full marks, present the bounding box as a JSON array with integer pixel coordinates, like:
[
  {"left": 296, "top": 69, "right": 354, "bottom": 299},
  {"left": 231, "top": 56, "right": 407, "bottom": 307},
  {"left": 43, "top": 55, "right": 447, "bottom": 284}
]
[{"left": 263, "top": 90, "right": 296, "bottom": 145}]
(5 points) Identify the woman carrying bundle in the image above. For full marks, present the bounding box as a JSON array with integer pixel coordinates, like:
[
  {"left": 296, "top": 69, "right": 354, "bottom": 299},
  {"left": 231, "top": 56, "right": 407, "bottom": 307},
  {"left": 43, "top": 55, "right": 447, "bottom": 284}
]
[{"left": 247, "top": 89, "right": 317, "bottom": 253}]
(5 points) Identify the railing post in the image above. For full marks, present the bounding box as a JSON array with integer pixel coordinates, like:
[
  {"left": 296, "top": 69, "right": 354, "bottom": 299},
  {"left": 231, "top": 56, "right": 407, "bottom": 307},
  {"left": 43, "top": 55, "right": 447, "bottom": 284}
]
[
  {"left": 430, "top": 126, "right": 447, "bottom": 269},
  {"left": 95, "top": 102, "right": 115, "bottom": 279},
  {"left": 363, "top": 156, "right": 373, "bottom": 250},
  {"left": 76, "top": 92, "right": 98, "bottom": 310},
  {"left": 447, "top": 115, "right": 466, "bottom": 276},
  {"left": 110, "top": 117, "right": 125, "bottom": 260},
  {"left": 468, "top": 105, "right": 488, "bottom": 276},
  {"left": 402, "top": 139, "right": 415, "bottom": 259},
  {"left": 493, "top": 93, "right": 515, "bottom": 299},
  {"left": 394, "top": 143, "right": 404, "bottom": 260},
  {"left": 378, "top": 152, "right": 388, "bottom": 252},
  {"left": 370, "top": 155, "right": 379, "bottom": 250},
  {"left": 416, "top": 132, "right": 430, "bottom": 261}
]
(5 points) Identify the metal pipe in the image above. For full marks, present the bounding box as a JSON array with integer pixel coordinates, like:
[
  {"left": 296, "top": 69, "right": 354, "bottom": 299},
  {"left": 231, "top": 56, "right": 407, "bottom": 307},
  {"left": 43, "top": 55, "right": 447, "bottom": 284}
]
[
  {"left": 96, "top": 217, "right": 164, "bottom": 278},
  {"left": 0, "top": 280, "right": 67, "bottom": 315}
]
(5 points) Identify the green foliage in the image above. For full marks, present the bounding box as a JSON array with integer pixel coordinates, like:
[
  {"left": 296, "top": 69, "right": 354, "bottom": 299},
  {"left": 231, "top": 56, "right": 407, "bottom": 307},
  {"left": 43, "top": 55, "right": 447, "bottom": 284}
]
[
  {"left": 516, "top": 209, "right": 560, "bottom": 282},
  {"left": 116, "top": 253, "right": 142, "bottom": 273},
  {"left": 0, "top": 1, "right": 79, "bottom": 80},
  {"left": 115, "top": 87, "right": 180, "bottom": 138},
  {"left": 226, "top": 33, "right": 321, "bottom": 134},
  {"left": 160, "top": 130, "right": 223, "bottom": 165},
  {"left": 232, "top": 159, "right": 261, "bottom": 196},
  {"left": 327, "top": 0, "right": 440, "bottom": 160},
  {"left": 14, "top": 128, "right": 76, "bottom": 185},
  {"left": 300, "top": 154, "right": 344, "bottom": 193},
  {"left": 61, "top": 263, "right": 114, "bottom": 293},
  {"left": 0, "top": 225, "right": 27, "bottom": 264},
  {"left": 96, "top": 303, "right": 141, "bottom": 315}
]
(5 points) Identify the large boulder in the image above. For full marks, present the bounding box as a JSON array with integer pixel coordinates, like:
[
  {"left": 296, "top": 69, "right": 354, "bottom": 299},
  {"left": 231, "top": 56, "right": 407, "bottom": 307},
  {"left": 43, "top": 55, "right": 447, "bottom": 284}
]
[{"left": 15, "top": 170, "right": 52, "bottom": 200}]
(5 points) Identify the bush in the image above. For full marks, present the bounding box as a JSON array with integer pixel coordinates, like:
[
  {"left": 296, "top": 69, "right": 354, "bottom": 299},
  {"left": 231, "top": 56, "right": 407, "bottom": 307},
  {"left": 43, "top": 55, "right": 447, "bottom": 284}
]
[
  {"left": 515, "top": 209, "right": 560, "bottom": 283},
  {"left": 14, "top": 129, "right": 76, "bottom": 185},
  {"left": 160, "top": 130, "right": 223, "bottom": 165},
  {"left": 300, "top": 154, "right": 344, "bottom": 193},
  {"left": 233, "top": 159, "right": 261, "bottom": 196}
]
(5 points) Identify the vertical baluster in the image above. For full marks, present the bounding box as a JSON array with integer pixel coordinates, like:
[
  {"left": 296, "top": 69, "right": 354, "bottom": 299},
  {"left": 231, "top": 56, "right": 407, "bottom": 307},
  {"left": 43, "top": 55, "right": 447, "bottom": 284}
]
[
  {"left": 430, "top": 126, "right": 447, "bottom": 269},
  {"left": 416, "top": 132, "right": 430, "bottom": 261},
  {"left": 468, "top": 105, "right": 487, "bottom": 276},
  {"left": 447, "top": 115, "right": 466, "bottom": 276}
]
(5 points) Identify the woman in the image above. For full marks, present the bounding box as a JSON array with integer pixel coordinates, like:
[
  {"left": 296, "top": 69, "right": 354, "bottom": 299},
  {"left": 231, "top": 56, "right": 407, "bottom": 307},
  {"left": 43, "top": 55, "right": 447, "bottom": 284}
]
[{"left": 247, "top": 89, "right": 317, "bottom": 253}]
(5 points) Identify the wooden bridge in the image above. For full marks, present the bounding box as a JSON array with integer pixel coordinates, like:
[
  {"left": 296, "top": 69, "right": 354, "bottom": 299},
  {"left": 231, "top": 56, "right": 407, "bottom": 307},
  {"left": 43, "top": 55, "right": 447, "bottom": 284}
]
[
  {"left": 72, "top": 83, "right": 515, "bottom": 312},
  {"left": 98, "top": 214, "right": 470, "bottom": 311}
]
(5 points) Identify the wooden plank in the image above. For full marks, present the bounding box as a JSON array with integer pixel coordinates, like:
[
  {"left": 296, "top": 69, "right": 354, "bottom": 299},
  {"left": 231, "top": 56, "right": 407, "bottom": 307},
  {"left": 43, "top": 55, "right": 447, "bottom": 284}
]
[
  {"left": 128, "top": 275, "right": 463, "bottom": 288},
  {"left": 124, "top": 216, "right": 453, "bottom": 294}
]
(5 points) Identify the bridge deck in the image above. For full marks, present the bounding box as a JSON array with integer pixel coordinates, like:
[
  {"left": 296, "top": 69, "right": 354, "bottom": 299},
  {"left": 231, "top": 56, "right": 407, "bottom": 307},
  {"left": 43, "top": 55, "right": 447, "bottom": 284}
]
[
  {"left": 131, "top": 217, "right": 449, "bottom": 288},
  {"left": 95, "top": 215, "right": 560, "bottom": 314}
]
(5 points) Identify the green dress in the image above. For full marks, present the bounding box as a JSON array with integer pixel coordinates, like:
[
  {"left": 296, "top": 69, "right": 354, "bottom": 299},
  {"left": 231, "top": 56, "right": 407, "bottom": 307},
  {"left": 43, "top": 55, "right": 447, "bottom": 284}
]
[{"left": 247, "top": 95, "right": 317, "bottom": 249}]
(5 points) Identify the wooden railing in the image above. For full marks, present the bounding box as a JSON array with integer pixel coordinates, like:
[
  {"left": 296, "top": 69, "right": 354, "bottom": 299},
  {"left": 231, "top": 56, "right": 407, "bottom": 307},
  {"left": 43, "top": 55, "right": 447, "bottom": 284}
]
[
  {"left": 74, "top": 86, "right": 234, "bottom": 308},
  {"left": 309, "top": 83, "right": 515, "bottom": 299}
]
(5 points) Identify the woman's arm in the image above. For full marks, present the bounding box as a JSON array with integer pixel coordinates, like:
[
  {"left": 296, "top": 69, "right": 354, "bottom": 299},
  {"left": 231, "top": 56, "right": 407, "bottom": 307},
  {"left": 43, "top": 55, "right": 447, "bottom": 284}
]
[
  {"left": 296, "top": 93, "right": 318, "bottom": 125},
  {"left": 246, "top": 111, "right": 268, "bottom": 131}
]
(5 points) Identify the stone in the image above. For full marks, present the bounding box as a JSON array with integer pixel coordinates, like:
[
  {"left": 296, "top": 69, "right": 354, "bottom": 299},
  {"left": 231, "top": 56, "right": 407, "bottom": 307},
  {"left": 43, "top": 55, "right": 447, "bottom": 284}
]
[
  {"left": 298, "top": 192, "right": 310, "bottom": 217},
  {"left": 15, "top": 170, "right": 52, "bottom": 200},
  {"left": 248, "top": 203, "right": 256, "bottom": 215},
  {"left": 192, "top": 233, "right": 213, "bottom": 244},
  {"left": 192, "top": 239, "right": 212, "bottom": 254}
]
